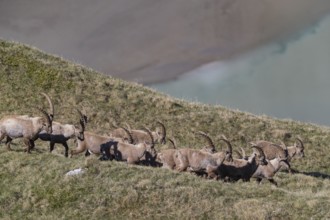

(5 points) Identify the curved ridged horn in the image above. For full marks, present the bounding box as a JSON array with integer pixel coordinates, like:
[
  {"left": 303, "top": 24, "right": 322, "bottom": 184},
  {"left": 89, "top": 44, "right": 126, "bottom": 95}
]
[
  {"left": 295, "top": 137, "right": 304, "bottom": 149},
  {"left": 219, "top": 135, "right": 232, "bottom": 154},
  {"left": 251, "top": 145, "right": 266, "bottom": 160},
  {"left": 76, "top": 109, "right": 88, "bottom": 125},
  {"left": 119, "top": 126, "right": 134, "bottom": 144},
  {"left": 156, "top": 121, "right": 166, "bottom": 144},
  {"left": 143, "top": 126, "right": 155, "bottom": 147},
  {"left": 124, "top": 122, "right": 132, "bottom": 131},
  {"left": 41, "top": 92, "right": 54, "bottom": 121},
  {"left": 196, "top": 131, "right": 215, "bottom": 151},
  {"left": 35, "top": 107, "right": 52, "bottom": 133},
  {"left": 76, "top": 109, "right": 87, "bottom": 133},
  {"left": 168, "top": 138, "right": 177, "bottom": 149}
]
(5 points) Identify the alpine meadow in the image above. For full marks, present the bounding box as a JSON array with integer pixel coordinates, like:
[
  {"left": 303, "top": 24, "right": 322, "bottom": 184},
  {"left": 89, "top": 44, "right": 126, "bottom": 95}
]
[{"left": 0, "top": 40, "right": 330, "bottom": 219}]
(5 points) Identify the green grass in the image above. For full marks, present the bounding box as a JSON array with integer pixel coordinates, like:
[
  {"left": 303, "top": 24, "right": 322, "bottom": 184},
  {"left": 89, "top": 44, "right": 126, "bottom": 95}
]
[{"left": 1, "top": 39, "right": 330, "bottom": 219}]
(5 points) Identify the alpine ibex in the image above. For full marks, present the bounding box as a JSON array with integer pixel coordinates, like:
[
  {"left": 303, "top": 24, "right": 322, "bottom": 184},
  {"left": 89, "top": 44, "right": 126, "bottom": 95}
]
[
  {"left": 110, "top": 121, "right": 167, "bottom": 145},
  {"left": 217, "top": 145, "right": 265, "bottom": 182},
  {"left": 157, "top": 132, "right": 222, "bottom": 171},
  {"left": 0, "top": 93, "right": 53, "bottom": 153},
  {"left": 173, "top": 132, "right": 233, "bottom": 178},
  {"left": 111, "top": 127, "right": 158, "bottom": 165},
  {"left": 251, "top": 138, "right": 302, "bottom": 173},
  {"left": 37, "top": 93, "right": 79, "bottom": 157},
  {"left": 235, "top": 145, "right": 288, "bottom": 186},
  {"left": 70, "top": 111, "right": 133, "bottom": 158}
]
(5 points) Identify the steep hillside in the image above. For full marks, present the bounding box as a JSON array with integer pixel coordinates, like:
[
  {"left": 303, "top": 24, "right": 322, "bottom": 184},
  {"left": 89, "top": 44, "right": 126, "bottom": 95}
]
[{"left": 0, "top": 40, "right": 330, "bottom": 219}]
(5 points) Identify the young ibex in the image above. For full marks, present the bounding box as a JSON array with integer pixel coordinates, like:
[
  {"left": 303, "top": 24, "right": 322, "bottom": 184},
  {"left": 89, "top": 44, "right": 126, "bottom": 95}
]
[
  {"left": 0, "top": 93, "right": 53, "bottom": 153},
  {"left": 70, "top": 111, "right": 133, "bottom": 158},
  {"left": 110, "top": 121, "right": 167, "bottom": 145}
]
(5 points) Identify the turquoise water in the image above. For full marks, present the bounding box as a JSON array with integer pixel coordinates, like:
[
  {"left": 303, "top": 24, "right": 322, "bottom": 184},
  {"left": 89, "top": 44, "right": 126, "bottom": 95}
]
[{"left": 151, "top": 15, "right": 330, "bottom": 126}]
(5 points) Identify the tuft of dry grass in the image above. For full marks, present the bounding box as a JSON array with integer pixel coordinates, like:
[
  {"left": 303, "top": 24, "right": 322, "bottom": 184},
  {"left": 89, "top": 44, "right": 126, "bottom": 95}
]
[{"left": 1, "top": 39, "right": 330, "bottom": 219}]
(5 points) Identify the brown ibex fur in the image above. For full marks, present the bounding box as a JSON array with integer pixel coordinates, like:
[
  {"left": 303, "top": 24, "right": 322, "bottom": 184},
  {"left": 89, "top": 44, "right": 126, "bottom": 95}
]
[
  {"left": 111, "top": 127, "right": 157, "bottom": 165},
  {"left": 70, "top": 111, "right": 133, "bottom": 158},
  {"left": 250, "top": 140, "right": 292, "bottom": 173},
  {"left": 173, "top": 132, "right": 233, "bottom": 178},
  {"left": 0, "top": 93, "right": 53, "bottom": 153},
  {"left": 156, "top": 138, "right": 177, "bottom": 169}
]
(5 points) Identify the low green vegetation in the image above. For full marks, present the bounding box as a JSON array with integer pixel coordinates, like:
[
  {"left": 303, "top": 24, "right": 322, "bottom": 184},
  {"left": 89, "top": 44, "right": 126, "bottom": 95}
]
[{"left": 0, "top": 39, "right": 330, "bottom": 219}]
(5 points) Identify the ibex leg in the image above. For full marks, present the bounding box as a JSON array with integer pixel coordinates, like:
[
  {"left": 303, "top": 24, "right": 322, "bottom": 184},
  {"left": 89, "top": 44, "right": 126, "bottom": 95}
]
[{"left": 5, "top": 136, "right": 13, "bottom": 150}]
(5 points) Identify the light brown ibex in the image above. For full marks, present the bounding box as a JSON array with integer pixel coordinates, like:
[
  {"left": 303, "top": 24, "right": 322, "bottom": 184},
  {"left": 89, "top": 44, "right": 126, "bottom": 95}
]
[
  {"left": 173, "top": 132, "right": 233, "bottom": 178},
  {"left": 250, "top": 137, "right": 305, "bottom": 173},
  {"left": 155, "top": 138, "right": 177, "bottom": 169},
  {"left": 157, "top": 131, "right": 221, "bottom": 171},
  {"left": 0, "top": 93, "right": 53, "bottom": 153},
  {"left": 111, "top": 127, "right": 158, "bottom": 165},
  {"left": 37, "top": 93, "right": 81, "bottom": 157},
  {"left": 70, "top": 111, "right": 133, "bottom": 158},
  {"left": 236, "top": 145, "right": 288, "bottom": 186}
]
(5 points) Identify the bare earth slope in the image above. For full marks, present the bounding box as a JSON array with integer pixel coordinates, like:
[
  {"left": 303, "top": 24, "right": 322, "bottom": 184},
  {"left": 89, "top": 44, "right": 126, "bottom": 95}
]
[
  {"left": 0, "top": 40, "right": 330, "bottom": 219},
  {"left": 1, "top": 0, "right": 330, "bottom": 84}
]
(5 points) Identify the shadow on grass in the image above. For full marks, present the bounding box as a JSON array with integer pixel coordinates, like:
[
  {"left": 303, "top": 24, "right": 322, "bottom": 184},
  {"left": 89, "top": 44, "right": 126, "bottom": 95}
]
[
  {"left": 298, "top": 171, "right": 330, "bottom": 180},
  {"left": 280, "top": 169, "right": 330, "bottom": 179}
]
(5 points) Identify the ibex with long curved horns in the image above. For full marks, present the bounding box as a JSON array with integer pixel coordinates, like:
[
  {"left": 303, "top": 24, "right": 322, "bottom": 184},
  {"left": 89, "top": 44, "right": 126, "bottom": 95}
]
[
  {"left": 37, "top": 93, "right": 80, "bottom": 157},
  {"left": 249, "top": 137, "right": 305, "bottom": 173},
  {"left": 111, "top": 127, "right": 158, "bottom": 165},
  {"left": 173, "top": 132, "right": 233, "bottom": 178},
  {"left": 70, "top": 110, "right": 133, "bottom": 158},
  {"left": 0, "top": 93, "right": 53, "bottom": 153}
]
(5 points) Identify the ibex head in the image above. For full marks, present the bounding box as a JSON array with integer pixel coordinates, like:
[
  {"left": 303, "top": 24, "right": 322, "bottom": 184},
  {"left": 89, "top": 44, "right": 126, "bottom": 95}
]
[
  {"left": 294, "top": 137, "right": 305, "bottom": 158},
  {"left": 155, "top": 121, "right": 167, "bottom": 144},
  {"left": 35, "top": 107, "right": 53, "bottom": 134},
  {"left": 251, "top": 145, "right": 267, "bottom": 165}
]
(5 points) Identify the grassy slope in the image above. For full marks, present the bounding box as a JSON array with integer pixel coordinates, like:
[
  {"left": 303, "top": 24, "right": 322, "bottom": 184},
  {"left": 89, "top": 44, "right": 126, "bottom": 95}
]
[{"left": 0, "top": 39, "right": 330, "bottom": 219}]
